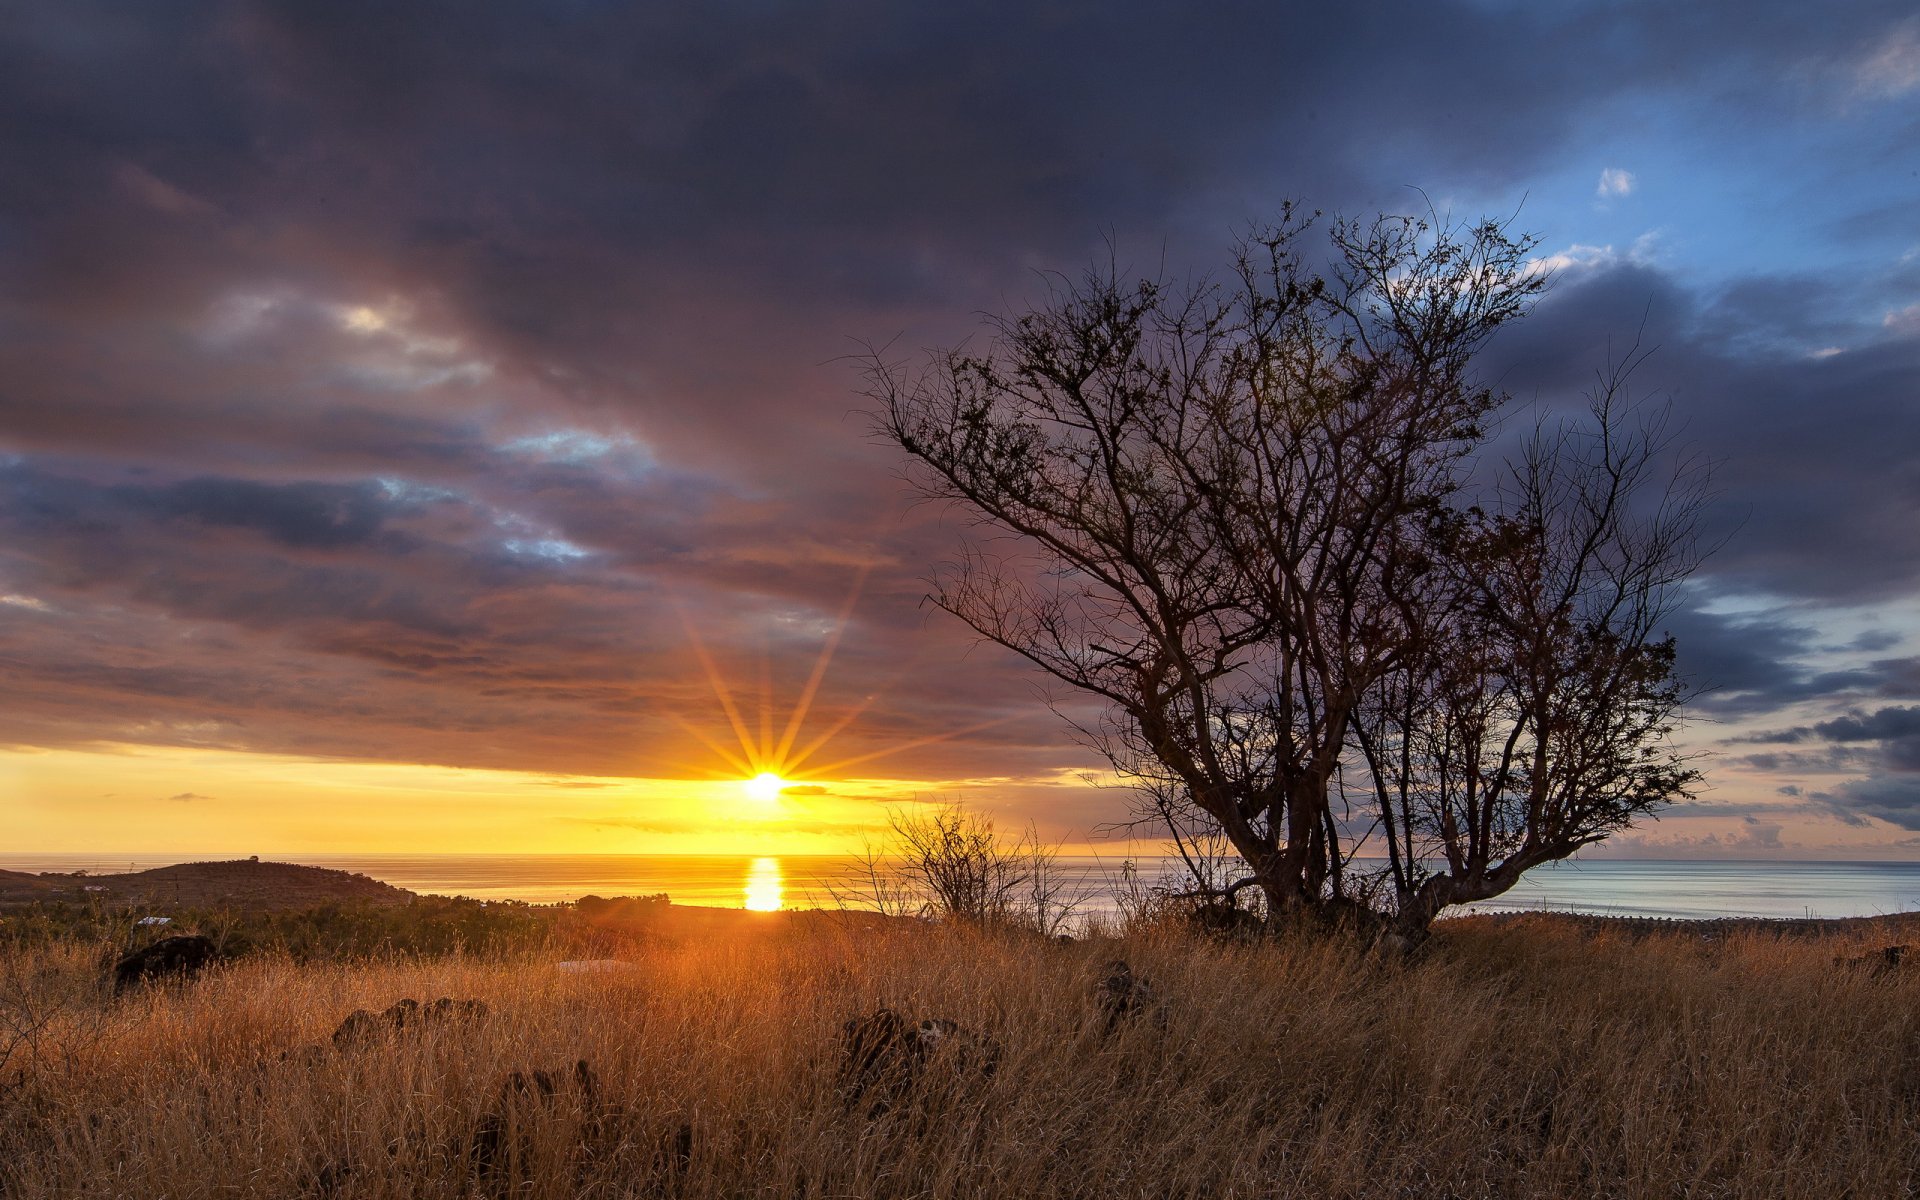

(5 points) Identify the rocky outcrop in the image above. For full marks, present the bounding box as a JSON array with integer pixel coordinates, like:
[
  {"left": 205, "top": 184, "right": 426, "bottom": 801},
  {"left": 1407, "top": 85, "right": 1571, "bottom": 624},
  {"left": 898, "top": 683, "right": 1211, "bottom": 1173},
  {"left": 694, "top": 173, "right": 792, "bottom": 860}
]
[
  {"left": 330, "top": 996, "right": 489, "bottom": 1048},
  {"left": 1091, "top": 959, "right": 1167, "bottom": 1033},
  {"left": 111, "top": 934, "right": 219, "bottom": 992},
  {"left": 837, "top": 1007, "right": 1001, "bottom": 1116}
]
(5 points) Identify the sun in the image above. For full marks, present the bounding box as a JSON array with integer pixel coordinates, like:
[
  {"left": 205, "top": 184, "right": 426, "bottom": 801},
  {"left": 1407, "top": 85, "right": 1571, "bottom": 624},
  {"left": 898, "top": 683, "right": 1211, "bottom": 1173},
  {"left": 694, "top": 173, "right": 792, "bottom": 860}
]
[
  {"left": 670, "top": 564, "right": 1013, "bottom": 796},
  {"left": 744, "top": 772, "right": 787, "bottom": 803}
]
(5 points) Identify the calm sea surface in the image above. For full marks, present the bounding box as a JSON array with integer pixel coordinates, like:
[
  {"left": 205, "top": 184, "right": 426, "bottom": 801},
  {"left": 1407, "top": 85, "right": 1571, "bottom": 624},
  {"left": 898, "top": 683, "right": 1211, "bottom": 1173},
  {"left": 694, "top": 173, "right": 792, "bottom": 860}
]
[{"left": 9, "top": 854, "right": 1920, "bottom": 921}]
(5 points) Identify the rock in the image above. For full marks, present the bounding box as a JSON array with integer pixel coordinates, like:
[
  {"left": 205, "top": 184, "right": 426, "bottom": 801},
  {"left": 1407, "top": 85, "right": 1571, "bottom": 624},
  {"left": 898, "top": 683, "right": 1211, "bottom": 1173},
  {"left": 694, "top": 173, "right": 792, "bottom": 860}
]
[
  {"left": 469, "top": 1059, "right": 600, "bottom": 1189},
  {"left": 1375, "top": 931, "right": 1415, "bottom": 958},
  {"left": 112, "top": 934, "right": 218, "bottom": 993},
  {"left": 331, "top": 996, "right": 490, "bottom": 1048},
  {"left": 281, "top": 1043, "right": 329, "bottom": 1068},
  {"left": 330, "top": 1009, "right": 382, "bottom": 1049},
  {"left": 836, "top": 1007, "right": 1000, "bottom": 1116},
  {"left": 425, "top": 997, "right": 490, "bottom": 1023},
  {"left": 1189, "top": 902, "right": 1263, "bottom": 939},
  {"left": 1091, "top": 959, "right": 1166, "bottom": 1033},
  {"left": 1835, "top": 944, "right": 1911, "bottom": 975},
  {"left": 838, "top": 1007, "right": 911, "bottom": 1113},
  {"left": 911, "top": 1017, "right": 1002, "bottom": 1079}
]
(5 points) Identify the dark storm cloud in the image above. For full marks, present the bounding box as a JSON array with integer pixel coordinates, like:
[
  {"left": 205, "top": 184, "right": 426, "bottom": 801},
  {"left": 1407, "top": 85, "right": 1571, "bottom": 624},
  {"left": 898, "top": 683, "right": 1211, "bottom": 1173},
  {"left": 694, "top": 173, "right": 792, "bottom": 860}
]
[
  {"left": 0, "top": 0, "right": 1917, "bottom": 827},
  {"left": 1655, "top": 604, "right": 1920, "bottom": 719},
  {"left": 1496, "top": 263, "right": 1920, "bottom": 607},
  {"left": 0, "top": 452, "right": 1076, "bottom": 778},
  {"left": 1733, "top": 706, "right": 1920, "bottom": 828},
  {"left": 1735, "top": 705, "right": 1920, "bottom": 749},
  {"left": 150, "top": 478, "right": 392, "bottom": 548},
  {"left": 1823, "top": 777, "right": 1920, "bottom": 831},
  {"left": 1815, "top": 707, "right": 1920, "bottom": 749}
]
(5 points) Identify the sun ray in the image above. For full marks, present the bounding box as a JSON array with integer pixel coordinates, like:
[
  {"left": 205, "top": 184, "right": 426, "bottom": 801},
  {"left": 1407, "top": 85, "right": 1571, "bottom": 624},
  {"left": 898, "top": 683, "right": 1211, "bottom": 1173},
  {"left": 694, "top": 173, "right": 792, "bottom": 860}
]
[
  {"left": 779, "top": 644, "right": 949, "bottom": 776},
  {"left": 791, "top": 714, "right": 1020, "bottom": 780},
  {"left": 666, "top": 714, "right": 753, "bottom": 777},
  {"left": 677, "top": 611, "right": 761, "bottom": 771},
  {"left": 673, "top": 559, "right": 983, "bottom": 790},
  {"left": 758, "top": 646, "right": 774, "bottom": 765},
  {"left": 782, "top": 691, "right": 881, "bottom": 775},
  {"left": 773, "top": 562, "right": 872, "bottom": 767}
]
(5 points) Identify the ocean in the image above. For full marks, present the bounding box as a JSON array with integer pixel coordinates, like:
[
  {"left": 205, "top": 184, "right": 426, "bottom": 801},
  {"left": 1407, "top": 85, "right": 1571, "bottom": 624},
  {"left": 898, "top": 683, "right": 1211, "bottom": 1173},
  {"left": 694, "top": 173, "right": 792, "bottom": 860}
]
[{"left": 9, "top": 854, "right": 1920, "bottom": 921}]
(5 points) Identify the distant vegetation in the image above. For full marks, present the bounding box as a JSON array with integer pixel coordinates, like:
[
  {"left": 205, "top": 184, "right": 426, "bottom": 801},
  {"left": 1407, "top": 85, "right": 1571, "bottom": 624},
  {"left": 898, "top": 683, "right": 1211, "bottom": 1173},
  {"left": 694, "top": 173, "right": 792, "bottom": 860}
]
[
  {"left": 5, "top": 910, "right": 1920, "bottom": 1197},
  {"left": 0, "top": 860, "right": 557, "bottom": 960},
  {"left": 0, "top": 891, "right": 558, "bottom": 960},
  {"left": 0, "top": 858, "right": 410, "bottom": 909}
]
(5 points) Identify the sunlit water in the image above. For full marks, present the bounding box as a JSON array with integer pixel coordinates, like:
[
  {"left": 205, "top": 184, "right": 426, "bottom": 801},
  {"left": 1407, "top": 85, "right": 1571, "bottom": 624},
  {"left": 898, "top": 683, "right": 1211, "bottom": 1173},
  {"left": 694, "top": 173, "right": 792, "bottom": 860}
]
[{"left": 9, "top": 854, "right": 1920, "bottom": 921}]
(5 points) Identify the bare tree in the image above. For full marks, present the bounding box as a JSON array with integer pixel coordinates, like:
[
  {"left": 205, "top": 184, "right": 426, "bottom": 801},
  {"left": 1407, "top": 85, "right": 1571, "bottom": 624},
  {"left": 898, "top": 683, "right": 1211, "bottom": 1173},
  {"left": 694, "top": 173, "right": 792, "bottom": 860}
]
[
  {"left": 870, "top": 206, "right": 1706, "bottom": 932},
  {"left": 1351, "top": 358, "right": 1707, "bottom": 929},
  {"left": 883, "top": 803, "right": 1076, "bottom": 934}
]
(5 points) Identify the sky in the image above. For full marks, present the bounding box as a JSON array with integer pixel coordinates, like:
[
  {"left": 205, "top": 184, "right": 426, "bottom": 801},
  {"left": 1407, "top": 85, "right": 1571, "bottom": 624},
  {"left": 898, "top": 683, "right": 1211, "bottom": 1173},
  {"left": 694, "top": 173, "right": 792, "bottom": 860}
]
[{"left": 1, "top": 1, "right": 1917, "bottom": 859}]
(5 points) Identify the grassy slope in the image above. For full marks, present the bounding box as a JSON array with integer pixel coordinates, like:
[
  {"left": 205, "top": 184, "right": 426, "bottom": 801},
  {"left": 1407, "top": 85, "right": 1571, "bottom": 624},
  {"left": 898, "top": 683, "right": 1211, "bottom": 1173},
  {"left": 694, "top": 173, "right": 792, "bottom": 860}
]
[
  {"left": 1, "top": 859, "right": 412, "bottom": 910},
  {"left": 3, "top": 915, "right": 1918, "bottom": 1198}
]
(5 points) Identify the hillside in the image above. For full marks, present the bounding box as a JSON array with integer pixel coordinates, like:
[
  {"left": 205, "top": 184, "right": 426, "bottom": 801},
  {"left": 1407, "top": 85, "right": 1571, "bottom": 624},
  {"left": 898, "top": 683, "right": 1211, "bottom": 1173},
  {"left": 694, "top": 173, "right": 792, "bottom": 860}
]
[
  {"left": 0, "top": 868, "right": 57, "bottom": 902},
  {"left": 2, "top": 859, "right": 413, "bottom": 910}
]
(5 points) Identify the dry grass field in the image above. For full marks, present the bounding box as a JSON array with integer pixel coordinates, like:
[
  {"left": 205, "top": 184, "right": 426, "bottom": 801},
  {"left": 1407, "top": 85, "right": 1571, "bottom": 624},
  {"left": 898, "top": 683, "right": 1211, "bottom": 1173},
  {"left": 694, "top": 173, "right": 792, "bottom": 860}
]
[{"left": 4, "top": 914, "right": 1920, "bottom": 1199}]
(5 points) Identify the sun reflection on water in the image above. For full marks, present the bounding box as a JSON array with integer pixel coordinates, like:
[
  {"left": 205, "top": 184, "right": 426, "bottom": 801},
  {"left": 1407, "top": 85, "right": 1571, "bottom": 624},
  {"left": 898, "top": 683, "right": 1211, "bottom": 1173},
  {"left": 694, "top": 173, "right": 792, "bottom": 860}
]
[{"left": 744, "top": 856, "right": 783, "bottom": 911}]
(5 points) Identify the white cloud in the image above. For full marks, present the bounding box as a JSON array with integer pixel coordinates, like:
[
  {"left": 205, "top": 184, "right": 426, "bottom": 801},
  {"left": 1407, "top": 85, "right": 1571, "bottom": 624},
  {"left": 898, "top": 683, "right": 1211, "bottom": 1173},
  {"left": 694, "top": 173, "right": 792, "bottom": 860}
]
[
  {"left": 503, "top": 537, "right": 590, "bottom": 561},
  {"left": 1854, "top": 18, "right": 1920, "bottom": 99},
  {"left": 502, "top": 429, "right": 642, "bottom": 464},
  {"left": 328, "top": 300, "right": 463, "bottom": 358},
  {"left": 1885, "top": 304, "right": 1920, "bottom": 337},
  {"left": 202, "top": 288, "right": 294, "bottom": 342},
  {"left": 1523, "top": 230, "right": 1663, "bottom": 281},
  {"left": 200, "top": 287, "right": 492, "bottom": 389},
  {"left": 323, "top": 298, "right": 493, "bottom": 390},
  {"left": 1523, "top": 242, "right": 1619, "bottom": 279},
  {"left": 0, "top": 593, "right": 50, "bottom": 612},
  {"left": 374, "top": 477, "right": 463, "bottom": 504},
  {"left": 114, "top": 162, "right": 217, "bottom": 218},
  {"left": 1596, "top": 167, "right": 1635, "bottom": 199}
]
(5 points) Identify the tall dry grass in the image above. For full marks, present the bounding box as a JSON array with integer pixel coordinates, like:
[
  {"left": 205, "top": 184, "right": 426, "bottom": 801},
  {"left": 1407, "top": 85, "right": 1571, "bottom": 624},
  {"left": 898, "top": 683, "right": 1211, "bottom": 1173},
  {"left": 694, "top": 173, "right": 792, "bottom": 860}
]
[{"left": 3, "top": 918, "right": 1918, "bottom": 1198}]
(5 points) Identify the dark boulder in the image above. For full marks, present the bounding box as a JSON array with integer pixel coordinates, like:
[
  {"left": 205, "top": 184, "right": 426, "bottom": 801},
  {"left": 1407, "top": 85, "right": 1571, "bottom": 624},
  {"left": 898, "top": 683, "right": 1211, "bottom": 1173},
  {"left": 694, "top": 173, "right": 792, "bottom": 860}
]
[
  {"left": 469, "top": 1059, "right": 600, "bottom": 1189},
  {"left": 1835, "top": 944, "right": 1911, "bottom": 975},
  {"left": 910, "top": 1016, "right": 1001, "bottom": 1080},
  {"left": 112, "top": 934, "right": 218, "bottom": 993},
  {"left": 426, "top": 996, "right": 490, "bottom": 1023},
  {"left": 332, "top": 996, "right": 490, "bottom": 1048},
  {"left": 1189, "top": 902, "right": 1264, "bottom": 939},
  {"left": 1091, "top": 959, "right": 1166, "bottom": 1033},
  {"left": 838, "top": 1007, "right": 912, "bottom": 1113},
  {"left": 329, "top": 1009, "right": 381, "bottom": 1049},
  {"left": 837, "top": 1007, "right": 1000, "bottom": 1116}
]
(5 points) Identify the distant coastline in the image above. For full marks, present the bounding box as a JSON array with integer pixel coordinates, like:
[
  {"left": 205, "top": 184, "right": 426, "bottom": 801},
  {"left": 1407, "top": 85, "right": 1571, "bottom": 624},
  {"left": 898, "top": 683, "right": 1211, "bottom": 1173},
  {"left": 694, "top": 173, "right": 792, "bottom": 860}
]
[{"left": 7, "top": 854, "right": 1920, "bottom": 922}]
